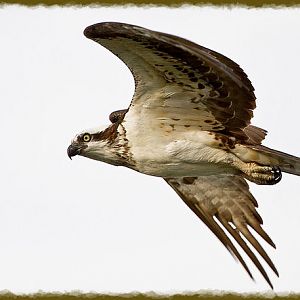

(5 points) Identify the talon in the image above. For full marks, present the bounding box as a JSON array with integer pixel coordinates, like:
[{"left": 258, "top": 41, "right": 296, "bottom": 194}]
[
  {"left": 243, "top": 163, "right": 282, "bottom": 185},
  {"left": 271, "top": 166, "right": 282, "bottom": 184}
]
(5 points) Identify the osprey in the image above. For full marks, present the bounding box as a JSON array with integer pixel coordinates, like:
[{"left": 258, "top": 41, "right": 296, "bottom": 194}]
[{"left": 68, "top": 22, "right": 300, "bottom": 289}]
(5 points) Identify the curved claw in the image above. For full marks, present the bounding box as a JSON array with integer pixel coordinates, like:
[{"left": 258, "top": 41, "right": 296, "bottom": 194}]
[
  {"left": 271, "top": 166, "right": 282, "bottom": 184},
  {"left": 244, "top": 164, "right": 282, "bottom": 185}
]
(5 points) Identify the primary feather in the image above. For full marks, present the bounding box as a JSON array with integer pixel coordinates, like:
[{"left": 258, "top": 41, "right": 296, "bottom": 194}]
[{"left": 68, "top": 22, "right": 300, "bottom": 289}]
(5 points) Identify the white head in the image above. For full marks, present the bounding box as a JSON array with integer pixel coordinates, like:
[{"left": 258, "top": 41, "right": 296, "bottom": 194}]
[{"left": 67, "top": 124, "right": 122, "bottom": 166}]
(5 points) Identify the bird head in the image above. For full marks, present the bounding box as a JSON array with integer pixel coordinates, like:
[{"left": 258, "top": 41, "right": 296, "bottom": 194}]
[{"left": 67, "top": 124, "right": 121, "bottom": 165}]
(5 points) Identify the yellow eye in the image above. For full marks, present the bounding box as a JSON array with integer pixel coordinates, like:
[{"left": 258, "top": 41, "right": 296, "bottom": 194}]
[{"left": 83, "top": 133, "right": 91, "bottom": 142}]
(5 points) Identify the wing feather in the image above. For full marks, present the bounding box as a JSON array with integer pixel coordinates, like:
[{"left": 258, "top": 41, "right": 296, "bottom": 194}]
[
  {"left": 84, "top": 22, "right": 257, "bottom": 141},
  {"left": 164, "top": 175, "right": 278, "bottom": 289}
]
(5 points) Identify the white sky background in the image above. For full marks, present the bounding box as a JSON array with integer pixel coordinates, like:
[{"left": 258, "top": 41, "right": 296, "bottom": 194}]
[{"left": 0, "top": 5, "right": 300, "bottom": 295}]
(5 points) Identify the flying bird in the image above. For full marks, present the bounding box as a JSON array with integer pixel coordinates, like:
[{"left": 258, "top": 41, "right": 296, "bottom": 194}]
[{"left": 67, "top": 22, "right": 300, "bottom": 289}]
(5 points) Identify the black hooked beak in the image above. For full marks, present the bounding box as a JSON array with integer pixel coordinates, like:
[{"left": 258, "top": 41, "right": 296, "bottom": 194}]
[{"left": 67, "top": 144, "right": 84, "bottom": 160}]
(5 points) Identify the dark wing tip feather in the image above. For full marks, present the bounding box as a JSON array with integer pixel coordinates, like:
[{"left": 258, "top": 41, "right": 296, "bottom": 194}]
[
  {"left": 165, "top": 175, "right": 278, "bottom": 289},
  {"left": 84, "top": 22, "right": 114, "bottom": 39},
  {"left": 84, "top": 22, "right": 141, "bottom": 40},
  {"left": 84, "top": 24, "right": 96, "bottom": 38}
]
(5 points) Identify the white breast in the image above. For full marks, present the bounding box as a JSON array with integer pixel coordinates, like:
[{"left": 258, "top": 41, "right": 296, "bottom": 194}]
[{"left": 123, "top": 117, "right": 237, "bottom": 177}]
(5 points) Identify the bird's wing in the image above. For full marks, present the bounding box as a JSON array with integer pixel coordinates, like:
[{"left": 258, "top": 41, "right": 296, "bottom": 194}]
[
  {"left": 84, "top": 22, "right": 257, "bottom": 142},
  {"left": 164, "top": 175, "right": 278, "bottom": 289}
]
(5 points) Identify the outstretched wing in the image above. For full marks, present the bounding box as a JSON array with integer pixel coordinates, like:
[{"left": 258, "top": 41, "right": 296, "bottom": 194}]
[
  {"left": 84, "top": 22, "right": 258, "bottom": 142},
  {"left": 164, "top": 175, "right": 278, "bottom": 289}
]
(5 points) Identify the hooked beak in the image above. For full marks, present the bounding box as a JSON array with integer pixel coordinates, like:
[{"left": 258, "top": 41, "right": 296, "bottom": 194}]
[{"left": 67, "top": 144, "right": 86, "bottom": 160}]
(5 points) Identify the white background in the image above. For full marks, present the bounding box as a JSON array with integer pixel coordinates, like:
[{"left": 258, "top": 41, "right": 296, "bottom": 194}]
[{"left": 0, "top": 5, "right": 300, "bottom": 294}]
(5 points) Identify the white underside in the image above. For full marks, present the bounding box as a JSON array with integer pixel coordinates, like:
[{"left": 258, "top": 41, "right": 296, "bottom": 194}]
[
  {"left": 132, "top": 160, "right": 238, "bottom": 178},
  {"left": 123, "top": 121, "right": 240, "bottom": 178}
]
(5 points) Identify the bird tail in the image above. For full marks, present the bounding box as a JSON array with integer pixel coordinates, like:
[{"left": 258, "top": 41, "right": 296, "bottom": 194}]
[{"left": 248, "top": 145, "right": 300, "bottom": 176}]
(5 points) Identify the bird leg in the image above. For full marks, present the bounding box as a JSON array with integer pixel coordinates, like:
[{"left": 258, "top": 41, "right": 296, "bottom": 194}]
[{"left": 241, "top": 163, "right": 282, "bottom": 185}]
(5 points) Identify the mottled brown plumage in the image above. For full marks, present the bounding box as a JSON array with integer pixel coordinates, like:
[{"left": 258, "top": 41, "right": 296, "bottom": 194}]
[
  {"left": 165, "top": 175, "right": 278, "bottom": 288},
  {"left": 109, "top": 109, "right": 128, "bottom": 124},
  {"left": 84, "top": 22, "right": 256, "bottom": 141},
  {"left": 67, "top": 22, "right": 300, "bottom": 289}
]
